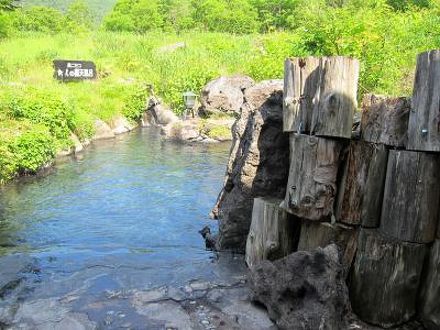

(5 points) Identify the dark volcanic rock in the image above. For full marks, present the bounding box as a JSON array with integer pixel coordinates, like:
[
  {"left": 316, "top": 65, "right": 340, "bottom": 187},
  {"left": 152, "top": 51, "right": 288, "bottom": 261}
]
[
  {"left": 211, "top": 79, "right": 290, "bottom": 252},
  {"left": 199, "top": 226, "right": 217, "bottom": 250},
  {"left": 249, "top": 244, "right": 352, "bottom": 330}
]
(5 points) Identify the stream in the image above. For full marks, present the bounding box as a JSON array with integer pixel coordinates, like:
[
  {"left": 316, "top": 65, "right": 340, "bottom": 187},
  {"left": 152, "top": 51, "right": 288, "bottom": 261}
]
[{"left": 0, "top": 128, "right": 273, "bottom": 329}]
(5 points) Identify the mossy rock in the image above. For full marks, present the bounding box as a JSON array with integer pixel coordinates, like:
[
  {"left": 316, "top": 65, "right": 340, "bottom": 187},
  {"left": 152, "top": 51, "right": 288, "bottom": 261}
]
[{"left": 207, "top": 125, "right": 232, "bottom": 141}]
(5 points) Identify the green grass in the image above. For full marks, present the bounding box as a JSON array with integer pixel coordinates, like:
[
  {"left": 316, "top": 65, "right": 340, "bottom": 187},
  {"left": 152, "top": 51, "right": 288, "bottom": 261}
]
[{"left": 0, "top": 26, "right": 438, "bottom": 183}]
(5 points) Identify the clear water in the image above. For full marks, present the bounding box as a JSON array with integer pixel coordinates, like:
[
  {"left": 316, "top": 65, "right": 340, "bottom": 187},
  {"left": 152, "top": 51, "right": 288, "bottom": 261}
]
[{"left": 0, "top": 128, "right": 244, "bottom": 326}]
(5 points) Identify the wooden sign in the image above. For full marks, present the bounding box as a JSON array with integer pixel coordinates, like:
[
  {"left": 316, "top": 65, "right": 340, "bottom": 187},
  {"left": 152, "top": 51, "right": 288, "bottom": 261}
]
[{"left": 53, "top": 60, "right": 97, "bottom": 82}]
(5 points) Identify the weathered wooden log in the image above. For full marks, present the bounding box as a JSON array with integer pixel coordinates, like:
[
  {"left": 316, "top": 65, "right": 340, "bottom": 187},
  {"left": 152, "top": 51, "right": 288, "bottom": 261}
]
[
  {"left": 335, "top": 141, "right": 388, "bottom": 226},
  {"left": 310, "top": 56, "right": 360, "bottom": 139},
  {"left": 350, "top": 229, "right": 427, "bottom": 328},
  {"left": 282, "top": 134, "right": 345, "bottom": 221},
  {"left": 380, "top": 150, "right": 440, "bottom": 243},
  {"left": 245, "top": 197, "right": 300, "bottom": 268},
  {"left": 283, "top": 57, "right": 321, "bottom": 133},
  {"left": 419, "top": 240, "right": 440, "bottom": 329},
  {"left": 297, "top": 220, "right": 358, "bottom": 269},
  {"left": 361, "top": 94, "right": 410, "bottom": 147},
  {"left": 407, "top": 50, "right": 440, "bottom": 152}
]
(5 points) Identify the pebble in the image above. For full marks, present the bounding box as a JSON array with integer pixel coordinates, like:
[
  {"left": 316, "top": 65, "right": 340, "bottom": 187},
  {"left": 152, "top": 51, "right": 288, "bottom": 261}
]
[
  {"left": 201, "top": 320, "right": 210, "bottom": 325},
  {"left": 190, "top": 300, "right": 196, "bottom": 305}
]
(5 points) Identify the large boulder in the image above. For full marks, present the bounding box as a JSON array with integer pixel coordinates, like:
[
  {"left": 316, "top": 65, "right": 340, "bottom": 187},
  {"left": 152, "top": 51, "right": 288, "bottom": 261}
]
[
  {"left": 200, "top": 75, "right": 254, "bottom": 115},
  {"left": 111, "top": 116, "right": 137, "bottom": 135},
  {"left": 92, "top": 119, "right": 115, "bottom": 141},
  {"left": 161, "top": 121, "right": 200, "bottom": 142},
  {"left": 211, "top": 79, "right": 289, "bottom": 252},
  {"left": 249, "top": 244, "right": 352, "bottom": 330}
]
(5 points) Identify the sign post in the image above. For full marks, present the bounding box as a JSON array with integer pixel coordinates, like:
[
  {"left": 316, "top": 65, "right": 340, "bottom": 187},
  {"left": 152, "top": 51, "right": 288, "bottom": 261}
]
[{"left": 53, "top": 60, "right": 97, "bottom": 82}]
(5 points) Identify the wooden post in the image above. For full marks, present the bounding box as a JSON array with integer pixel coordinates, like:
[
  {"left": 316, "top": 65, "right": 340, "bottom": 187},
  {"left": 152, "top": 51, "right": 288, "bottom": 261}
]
[
  {"left": 350, "top": 229, "right": 427, "bottom": 328},
  {"left": 380, "top": 150, "right": 440, "bottom": 243},
  {"left": 361, "top": 94, "right": 410, "bottom": 147},
  {"left": 419, "top": 240, "right": 440, "bottom": 329},
  {"left": 407, "top": 50, "right": 440, "bottom": 152},
  {"left": 283, "top": 57, "right": 320, "bottom": 133},
  {"left": 245, "top": 198, "right": 300, "bottom": 268},
  {"left": 335, "top": 141, "right": 388, "bottom": 226},
  {"left": 283, "top": 134, "right": 345, "bottom": 221},
  {"left": 297, "top": 220, "right": 358, "bottom": 270},
  {"left": 311, "top": 56, "right": 360, "bottom": 139}
]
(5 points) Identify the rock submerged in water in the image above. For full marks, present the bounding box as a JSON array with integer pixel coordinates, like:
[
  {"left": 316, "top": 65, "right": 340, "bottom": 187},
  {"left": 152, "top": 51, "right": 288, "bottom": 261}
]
[
  {"left": 249, "top": 244, "right": 352, "bottom": 330},
  {"left": 110, "top": 116, "right": 137, "bottom": 135},
  {"left": 145, "top": 96, "right": 234, "bottom": 143},
  {"left": 199, "top": 226, "right": 217, "bottom": 250},
  {"left": 93, "top": 119, "right": 115, "bottom": 140}
]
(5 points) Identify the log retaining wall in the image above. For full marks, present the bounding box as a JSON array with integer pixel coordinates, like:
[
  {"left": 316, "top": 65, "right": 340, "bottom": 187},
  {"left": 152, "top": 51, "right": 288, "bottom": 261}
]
[{"left": 245, "top": 51, "right": 440, "bottom": 329}]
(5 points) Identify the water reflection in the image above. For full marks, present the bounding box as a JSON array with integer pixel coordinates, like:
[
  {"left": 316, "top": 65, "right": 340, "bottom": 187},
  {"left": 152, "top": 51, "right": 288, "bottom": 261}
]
[{"left": 0, "top": 128, "right": 231, "bottom": 302}]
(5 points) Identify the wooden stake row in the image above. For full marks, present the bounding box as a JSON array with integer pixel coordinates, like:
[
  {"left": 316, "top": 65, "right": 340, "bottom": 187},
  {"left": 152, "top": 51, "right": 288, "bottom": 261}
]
[
  {"left": 283, "top": 56, "right": 359, "bottom": 139},
  {"left": 245, "top": 51, "right": 440, "bottom": 329}
]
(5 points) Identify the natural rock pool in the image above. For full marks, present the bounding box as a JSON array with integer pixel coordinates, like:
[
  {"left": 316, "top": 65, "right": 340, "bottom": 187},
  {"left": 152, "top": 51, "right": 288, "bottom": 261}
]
[{"left": 0, "top": 128, "right": 273, "bottom": 329}]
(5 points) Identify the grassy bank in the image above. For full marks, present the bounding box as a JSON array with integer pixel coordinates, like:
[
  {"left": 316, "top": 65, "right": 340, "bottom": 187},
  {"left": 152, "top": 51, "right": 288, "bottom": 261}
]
[{"left": 0, "top": 26, "right": 439, "bottom": 183}]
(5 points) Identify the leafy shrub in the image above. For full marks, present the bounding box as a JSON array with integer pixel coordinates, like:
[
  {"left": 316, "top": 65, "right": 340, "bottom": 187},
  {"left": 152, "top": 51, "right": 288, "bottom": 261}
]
[
  {"left": 7, "top": 88, "right": 75, "bottom": 148},
  {"left": 0, "top": 122, "right": 55, "bottom": 182},
  {"left": 122, "top": 84, "right": 149, "bottom": 121},
  {"left": 9, "top": 125, "right": 56, "bottom": 174}
]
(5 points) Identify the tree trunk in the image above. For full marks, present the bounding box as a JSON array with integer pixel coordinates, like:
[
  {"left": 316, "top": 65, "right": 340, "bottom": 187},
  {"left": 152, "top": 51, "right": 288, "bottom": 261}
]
[
  {"left": 419, "top": 239, "right": 440, "bottom": 330},
  {"left": 283, "top": 57, "right": 321, "bottom": 133},
  {"left": 283, "top": 134, "right": 345, "bottom": 221},
  {"left": 380, "top": 150, "right": 440, "bottom": 244},
  {"left": 335, "top": 141, "right": 388, "bottom": 226},
  {"left": 407, "top": 50, "right": 440, "bottom": 152},
  {"left": 297, "top": 220, "right": 358, "bottom": 270},
  {"left": 350, "top": 229, "right": 427, "bottom": 328},
  {"left": 311, "top": 56, "right": 360, "bottom": 139},
  {"left": 245, "top": 197, "right": 300, "bottom": 269},
  {"left": 361, "top": 94, "right": 410, "bottom": 147}
]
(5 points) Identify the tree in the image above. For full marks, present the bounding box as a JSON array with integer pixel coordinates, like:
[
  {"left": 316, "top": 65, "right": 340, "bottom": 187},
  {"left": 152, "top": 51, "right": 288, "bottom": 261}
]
[
  {"left": 12, "top": 6, "right": 66, "bottom": 33},
  {"left": 104, "top": 0, "right": 163, "bottom": 32},
  {"left": 0, "top": 0, "right": 18, "bottom": 11},
  {"left": 0, "top": 0, "right": 19, "bottom": 37},
  {"left": 251, "top": 0, "right": 298, "bottom": 32},
  {"left": 161, "top": 0, "right": 195, "bottom": 32},
  {"left": 193, "top": 0, "right": 260, "bottom": 34},
  {"left": 66, "top": 0, "right": 95, "bottom": 31}
]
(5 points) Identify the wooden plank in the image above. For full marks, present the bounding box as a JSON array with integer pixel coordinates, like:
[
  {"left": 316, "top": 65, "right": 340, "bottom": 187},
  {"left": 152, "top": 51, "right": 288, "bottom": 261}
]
[
  {"left": 361, "top": 94, "right": 410, "bottom": 147},
  {"left": 380, "top": 150, "right": 440, "bottom": 243},
  {"left": 245, "top": 197, "right": 300, "bottom": 268},
  {"left": 407, "top": 50, "right": 440, "bottom": 152},
  {"left": 335, "top": 141, "right": 388, "bottom": 226},
  {"left": 283, "top": 57, "right": 320, "bottom": 133},
  {"left": 350, "top": 229, "right": 427, "bottom": 328},
  {"left": 311, "top": 56, "right": 360, "bottom": 139},
  {"left": 297, "top": 220, "right": 358, "bottom": 270},
  {"left": 283, "top": 134, "right": 345, "bottom": 221},
  {"left": 361, "top": 144, "right": 389, "bottom": 228},
  {"left": 419, "top": 239, "right": 440, "bottom": 329}
]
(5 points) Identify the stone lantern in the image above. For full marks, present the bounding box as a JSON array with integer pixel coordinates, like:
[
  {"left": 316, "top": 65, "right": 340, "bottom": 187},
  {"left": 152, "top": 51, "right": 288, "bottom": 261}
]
[{"left": 183, "top": 91, "right": 197, "bottom": 120}]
